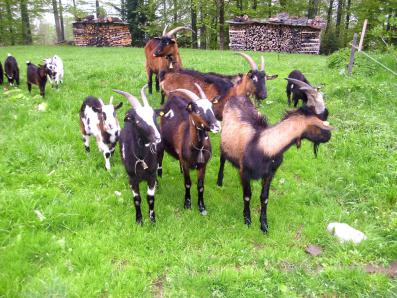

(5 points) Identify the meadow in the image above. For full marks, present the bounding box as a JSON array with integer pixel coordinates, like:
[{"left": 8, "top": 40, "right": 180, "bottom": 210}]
[{"left": 0, "top": 45, "right": 396, "bottom": 297}]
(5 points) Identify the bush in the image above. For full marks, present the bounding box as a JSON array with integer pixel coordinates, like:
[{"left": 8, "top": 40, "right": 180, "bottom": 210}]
[{"left": 326, "top": 48, "right": 397, "bottom": 76}]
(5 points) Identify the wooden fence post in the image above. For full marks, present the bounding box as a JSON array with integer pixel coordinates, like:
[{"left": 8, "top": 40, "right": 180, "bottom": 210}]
[
  {"left": 358, "top": 19, "right": 368, "bottom": 51},
  {"left": 348, "top": 33, "right": 358, "bottom": 75}
]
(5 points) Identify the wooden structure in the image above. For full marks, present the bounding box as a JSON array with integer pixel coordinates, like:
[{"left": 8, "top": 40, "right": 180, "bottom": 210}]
[
  {"left": 73, "top": 16, "right": 132, "bottom": 47},
  {"left": 228, "top": 13, "right": 325, "bottom": 54}
]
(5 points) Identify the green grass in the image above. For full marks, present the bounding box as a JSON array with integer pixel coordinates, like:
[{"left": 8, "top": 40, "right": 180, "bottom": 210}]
[{"left": 0, "top": 45, "right": 396, "bottom": 297}]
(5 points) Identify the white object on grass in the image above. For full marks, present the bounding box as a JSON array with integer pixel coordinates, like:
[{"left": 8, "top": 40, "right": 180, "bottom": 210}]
[{"left": 327, "top": 222, "right": 367, "bottom": 244}]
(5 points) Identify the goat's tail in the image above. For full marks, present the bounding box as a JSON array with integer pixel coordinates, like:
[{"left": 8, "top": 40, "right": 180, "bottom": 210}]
[
  {"left": 7, "top": 53, "right": 12, "bottom": 57},
  {"left": 26, "top": 61, "right": 31, "bottom": 65}
]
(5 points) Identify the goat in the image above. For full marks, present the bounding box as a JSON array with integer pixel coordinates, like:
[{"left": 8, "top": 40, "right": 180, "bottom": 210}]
[
  {"left": 79, "top": 95, "right": 123, "bottom": 170},
  {"left": 286, "top": 70, "right": 318, "bottom": 107},
  {"left": 44, "top": 55, "right": 64, "bottom": 88},
  {"left": 4, "top": 53, "right": 19, "bottom": 86},
  {"left": 160, "top": 52, "right": 278, "bottom": 117},
  {"left": 26, "top": 61, "right": 50, "bottom": 97},
  {"left": 113, "top": 86, "right": 162, "bottom": 224},
  {"left": 0, "top": 61, "right": 3, "bottom": 84},
  {"left": 144, "top": 25, "right": 193, "bottom": 95},
  {"left": 158, "top": 84, "right": 221, "bottom": 215},
  {"left": 217, "top": 95, "right": 333, "bottom": 233}
]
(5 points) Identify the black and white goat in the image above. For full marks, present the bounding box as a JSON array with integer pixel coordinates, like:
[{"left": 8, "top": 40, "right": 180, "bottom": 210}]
[
  {"left": 44, "top": 55, "right": 64, "bottom": 88},
  {"left": 79, "top": 95, "right": 123, "bottom": 170},
  {"left": 159, "top": 84, "right": 221, "bottom": 215},
  {"left": 113, "top": 86, "right": 162, "bottom": 224},
  {"left": 4, "top": 53, "right": 19, "bottom": 86},
  {"left": 217, "top": 94, "right": 333, "bottom": 233}
]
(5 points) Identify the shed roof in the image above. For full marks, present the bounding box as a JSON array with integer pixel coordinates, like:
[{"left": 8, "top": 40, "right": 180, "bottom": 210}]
[{"left": 227, "top": 13, "right": 325, "bottom": 30}]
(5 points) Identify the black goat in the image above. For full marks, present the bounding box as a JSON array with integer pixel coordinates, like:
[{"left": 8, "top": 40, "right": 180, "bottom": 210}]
[
  {"left": 4, "top": 54, "right": 19, "bottom": 86},
  {"left": 0, "top": 61, "right": 3, "bottom": 84},
  {"left": 286, "top": 70, "right": 318, "bottom": 107},
  {"left": 217, "top": 95, "right": 333, "bottom": 233},
  {"left": 158, "top": 84, "right": 221, "bottom": 215},
  {"left": 113, "top": 85, "right": 162, "bottom": 224}
]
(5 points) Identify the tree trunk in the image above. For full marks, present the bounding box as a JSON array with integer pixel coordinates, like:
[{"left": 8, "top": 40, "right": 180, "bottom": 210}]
[
  {"left": 307, "top": 0, "right": 319, "bottom": 19},
  {"left": 96, "top": 0, "right": 100, "bottom": 18},
  {"left": 325, "top": 0, "right": 334, "bottom": 32},
  {"left": 52, "top": 0, "right": 62, "bottom": 43},
  {"left": 219, "top": 0, "right": 225, "bottom": 50},
  {"left": 344, "top": 0, "right": 351, "bottom": 31},
  {"left": 236, "top": 0, "right": 242, "bottom": 11},
  {"left": 59, "top": 0, "right": 65, "bottom": 41},
  {"left": 5, "top": 0, "right": 14, "bottom": 45},
  {"left": 335, "top": 0, "right": 344, "bottom": 37},
  {"left": 199, "top": 1, "right": 206, "bottom": 49},
  {"left": 191, "top": 0, "right": 198, "bottom": 48},
  {"left": 173, "top": 0, "right": 178, "bottom": 23},
  {"left": 252, "top": 0, "right": 257, "bottom": 9},
  {"left": 72, "top": 0, "right": 77, "bottom": 20},
  {"left": 20, "top": 0, "right": 32, "bottom": 44}
]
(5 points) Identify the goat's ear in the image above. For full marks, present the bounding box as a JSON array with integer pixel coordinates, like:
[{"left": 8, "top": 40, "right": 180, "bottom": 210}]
[
  {"left": 124, "top": 112, "right": 135, "bottom": 122},
  {"left": 212, "top": 95, "right": 221, "bottom": 104},
  {"left": 92, "top": 106, "right": 102, "bottom": 113},
  {"left": 170, "top": 38, "right": 176, "bottom": 44},
  {"left": 154, "top": 108, "right": 164, "bottom": 117},
  {"left": 154, "top": 37, "right": 161, "bottom": 40},
  {"left": 266, "top": 74, "right": 278, "bottom": 80},
  {"left": 114, "top": 102, "right": 123, "bottom": 110}
]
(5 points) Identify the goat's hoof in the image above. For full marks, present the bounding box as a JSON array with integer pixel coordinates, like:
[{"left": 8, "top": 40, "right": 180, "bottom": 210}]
[
  {"left": 136, "top": 218, "right": 143, "bottom": 225},
  {"left": 157, "top": 169, "right": 162, "bottom": 177},
  {"left": 244, "top": 218, "right": 252, "bottom": 226},
  {"left": 199, "top": 206, "right": 207, "bottom": 216},
  {"left": 150, "top": 216, "right": 156, "bottom": 223},
  {"left": 184, "top": 200, "right": 191, "bottom": 209},
  {"left": 260, "top": 224, "right": 269, "bottom": 234},
  {"left": 216, "top": 181, "right": 223, "bottom": 187},
  {"left": 85, "top": 146, "right": 90, "bottom": 152}
]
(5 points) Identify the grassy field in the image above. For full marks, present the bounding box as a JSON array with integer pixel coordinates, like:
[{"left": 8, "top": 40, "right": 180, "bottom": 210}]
[{"left": 0, "top": 45, "right": 396, "bottom": 297}]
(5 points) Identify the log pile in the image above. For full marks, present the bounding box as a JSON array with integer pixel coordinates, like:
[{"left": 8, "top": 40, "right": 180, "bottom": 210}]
[
  {"left": 228, "top": 13, "right": 324, "bottom": 54},
  {"left": 73, "top": 16, "right": 132, "bottom": 47}
]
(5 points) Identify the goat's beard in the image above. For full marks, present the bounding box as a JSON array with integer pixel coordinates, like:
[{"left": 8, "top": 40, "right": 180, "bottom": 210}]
[{"left": 313, "top": 143, "right": 320, "bottom": 158}]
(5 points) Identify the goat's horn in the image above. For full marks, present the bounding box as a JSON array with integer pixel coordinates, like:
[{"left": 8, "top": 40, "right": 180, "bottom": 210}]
[
  {"left": 98, "top": 98, "right": 105, "bottom": 106},
  {"left": 194, "top": 83, "right": 207, "bottom": 99},
  {"left": 162, "top": 24, "right": 169, "bottom": 36},
  {"left": 285, "top": 78, "right": 314, "bottom": 91},
  {"left": 261, "top": 56, "right": 265, "bottom": 72},
  {"left": 237, "top": 52, "right": 258, "bottom": 71},
  {"left": 166, "top": 26, "right": 194, "bottom": 37},
  {"left": 140, "top": 84, "right": 150, "bottom": 106},
  {"left": 112, "top": 89, "right": 141, "bottom": 108},
  {"left": 109, "top": 96, "right": 113, "bottom": 104},
  {"left": 173, "top": 88, "right": 201, "bottom": 102}
]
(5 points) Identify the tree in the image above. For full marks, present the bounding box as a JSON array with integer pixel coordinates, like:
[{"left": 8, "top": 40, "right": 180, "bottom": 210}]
[
  {"left": 58, "top": 0, "right": 65, "bottom": 41},
  {"left": 218, "top": 0, "right": 225, "bottom": 50},
  {"left": 335, "top": 0, "right": 344, "bottom": 38},
  {"left": 307, "top": 0, "right": 319, "bottom": 19},
  {"left": 191, "top": 0, "right": 198, "bottom": 48},
  {"left": 20, "top": 0, "right": 32, "bottom": 44},
  {"left": 52, "top": 0, "right": 62, "bottom": 43}
]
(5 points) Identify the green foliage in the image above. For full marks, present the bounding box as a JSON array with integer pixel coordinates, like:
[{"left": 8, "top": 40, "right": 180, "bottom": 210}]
[
  {"left": 0, "top": 46, "right": 396, "bottom": 296},
  {"left": 327, "top": 47, "right": 397, "bottom": 76},
  {"left": 320, "top": 28, "right": 343, "bottom": 55}
]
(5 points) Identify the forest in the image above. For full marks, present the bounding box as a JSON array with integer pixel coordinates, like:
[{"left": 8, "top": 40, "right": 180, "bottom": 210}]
[{"left": 0, "top": 0, "right": 395, "bottom": 53}]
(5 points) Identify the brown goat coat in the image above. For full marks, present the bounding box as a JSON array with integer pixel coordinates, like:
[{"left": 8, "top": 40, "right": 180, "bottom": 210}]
[
  {"left": 161, "top": 72, "right": 257, "bottom": 120},
  {"left": 144, "top": 39, "right": 182, "bottom": 74}
]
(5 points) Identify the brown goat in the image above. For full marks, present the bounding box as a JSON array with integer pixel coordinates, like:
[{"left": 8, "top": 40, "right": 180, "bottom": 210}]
[
  {"left": 159, "top": 53, "right": 278, "bottom": 119},
  {"left": 144, "top": 25, "right": 193, "bottom": 95},
  {"left": 26, "top": 61, "right": 50, "bottom": 97},
  {"left": 158, "top": 84, "right": 220, "bottom": 215},
  {"left": 217, "top": 95, "right": 333, "bottom": 233}
]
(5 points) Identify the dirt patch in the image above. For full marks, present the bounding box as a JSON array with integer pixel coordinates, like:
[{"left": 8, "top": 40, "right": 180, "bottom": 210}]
[
  {"left": 364, "top": 261, "right": 397, "bottom": 278},
  {"left": 305, "top": 245, "right": 323, "bottom": 257},
  {"left": 151, "top": 276, "right": 165, "bottom": 298}
]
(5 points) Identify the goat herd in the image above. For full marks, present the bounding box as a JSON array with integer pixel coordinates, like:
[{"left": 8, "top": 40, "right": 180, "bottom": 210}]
[{"left": 1, "top": 26, "right": 334, "bottom": 234}]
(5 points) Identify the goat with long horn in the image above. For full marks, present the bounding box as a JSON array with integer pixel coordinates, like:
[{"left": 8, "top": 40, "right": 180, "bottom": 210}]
[{"left": 144, "top": 25, "right": 193, "bottom": 96}]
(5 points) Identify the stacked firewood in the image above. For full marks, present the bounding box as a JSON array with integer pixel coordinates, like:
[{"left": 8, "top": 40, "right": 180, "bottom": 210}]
[
  {"left": 73, "top": 18, "right": 132, "bottom": 47},
  {"left": 228, "top": 13, "right": 324, "bottom": 54},
  {"left": 228, "top": 21, "right": 322, "bottom": 54}
]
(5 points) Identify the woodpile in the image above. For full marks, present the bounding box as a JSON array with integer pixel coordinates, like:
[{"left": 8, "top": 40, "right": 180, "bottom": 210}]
[
  {"left": 73, "top": 16, "right": 132, "bottom": 47},
  {"left": 228, "top": 13, "right": 325, "bottom": 54}
]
